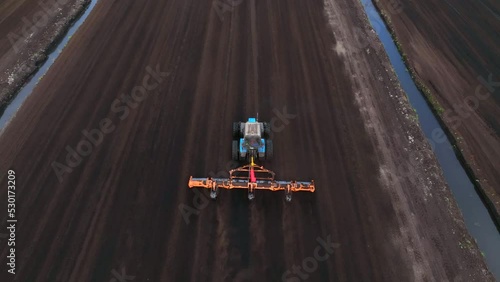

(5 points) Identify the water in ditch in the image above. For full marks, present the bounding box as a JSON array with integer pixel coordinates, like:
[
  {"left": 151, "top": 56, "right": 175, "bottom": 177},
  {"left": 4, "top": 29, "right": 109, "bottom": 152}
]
[
  {"left": 360, "top": 0, "right": 500, "bottom": 278},
  {"left": 0, "top": 0, "right": 98, "bottom": 133}
]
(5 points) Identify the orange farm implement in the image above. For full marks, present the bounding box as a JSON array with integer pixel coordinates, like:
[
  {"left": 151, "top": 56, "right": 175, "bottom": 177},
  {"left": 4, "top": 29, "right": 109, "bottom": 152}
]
[{"left": 188, "top": 157, "right": 315, "bottom": 202}]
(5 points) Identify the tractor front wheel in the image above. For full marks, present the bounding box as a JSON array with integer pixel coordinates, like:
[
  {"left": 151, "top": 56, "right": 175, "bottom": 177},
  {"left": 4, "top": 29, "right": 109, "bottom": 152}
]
[
  {"left": 233, "top": 122, "right": 241, "bottom": 138},
  {"left": 263, "top": 122, "right": 271, "bottom": 138}
]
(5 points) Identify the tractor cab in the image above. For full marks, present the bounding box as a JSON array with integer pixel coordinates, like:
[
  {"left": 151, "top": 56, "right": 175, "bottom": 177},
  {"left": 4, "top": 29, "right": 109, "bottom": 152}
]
[{"left": 242, "top": 118, "right": 263, "bottom": 150}]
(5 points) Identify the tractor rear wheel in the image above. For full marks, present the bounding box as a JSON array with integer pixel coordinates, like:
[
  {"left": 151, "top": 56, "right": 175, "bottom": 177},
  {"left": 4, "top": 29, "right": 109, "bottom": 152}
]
[
  {"left": 232, "top": 140, "right": 239, "bottom": 161},
  {"left": 265, "top": 140, "right": 273, "bottom": 160},
  {"left": 233, "top": 122, "right": 241, "bottom": 138}
]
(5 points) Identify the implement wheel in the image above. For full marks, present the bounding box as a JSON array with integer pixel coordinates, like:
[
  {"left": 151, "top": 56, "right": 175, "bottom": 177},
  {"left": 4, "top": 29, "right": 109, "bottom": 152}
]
[
  {"left": 232, "top": 140, "right": 239, "bottom": 161},
  {"left": 265, "top": 140, "right": 273, "bottom": 160}
]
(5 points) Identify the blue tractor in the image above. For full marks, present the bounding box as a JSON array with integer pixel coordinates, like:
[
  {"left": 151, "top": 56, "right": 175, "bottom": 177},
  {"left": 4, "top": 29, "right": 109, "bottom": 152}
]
[{"left": 232, "top": 118, "right": 273, "bottom": 161}]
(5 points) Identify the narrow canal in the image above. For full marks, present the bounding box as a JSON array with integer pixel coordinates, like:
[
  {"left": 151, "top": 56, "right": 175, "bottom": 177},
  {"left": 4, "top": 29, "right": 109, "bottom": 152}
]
[
  {"left": 360, "top": 0, "right": 500, "bottom": 278},
  {"left": 0, "top": 0, "right": 98, "bottom": 133}
]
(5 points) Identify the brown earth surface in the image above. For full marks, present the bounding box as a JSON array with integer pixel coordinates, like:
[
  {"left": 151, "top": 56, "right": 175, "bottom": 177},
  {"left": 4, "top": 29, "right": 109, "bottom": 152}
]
[
  {"left": 0, "top": 0, "right": 90, "bottom": 112},
  {"left": 374, "top": 0, "right": 500, "bottom": 218},
  {"left": 0, "top": 0, "right": 493, "bottom": 281}
]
